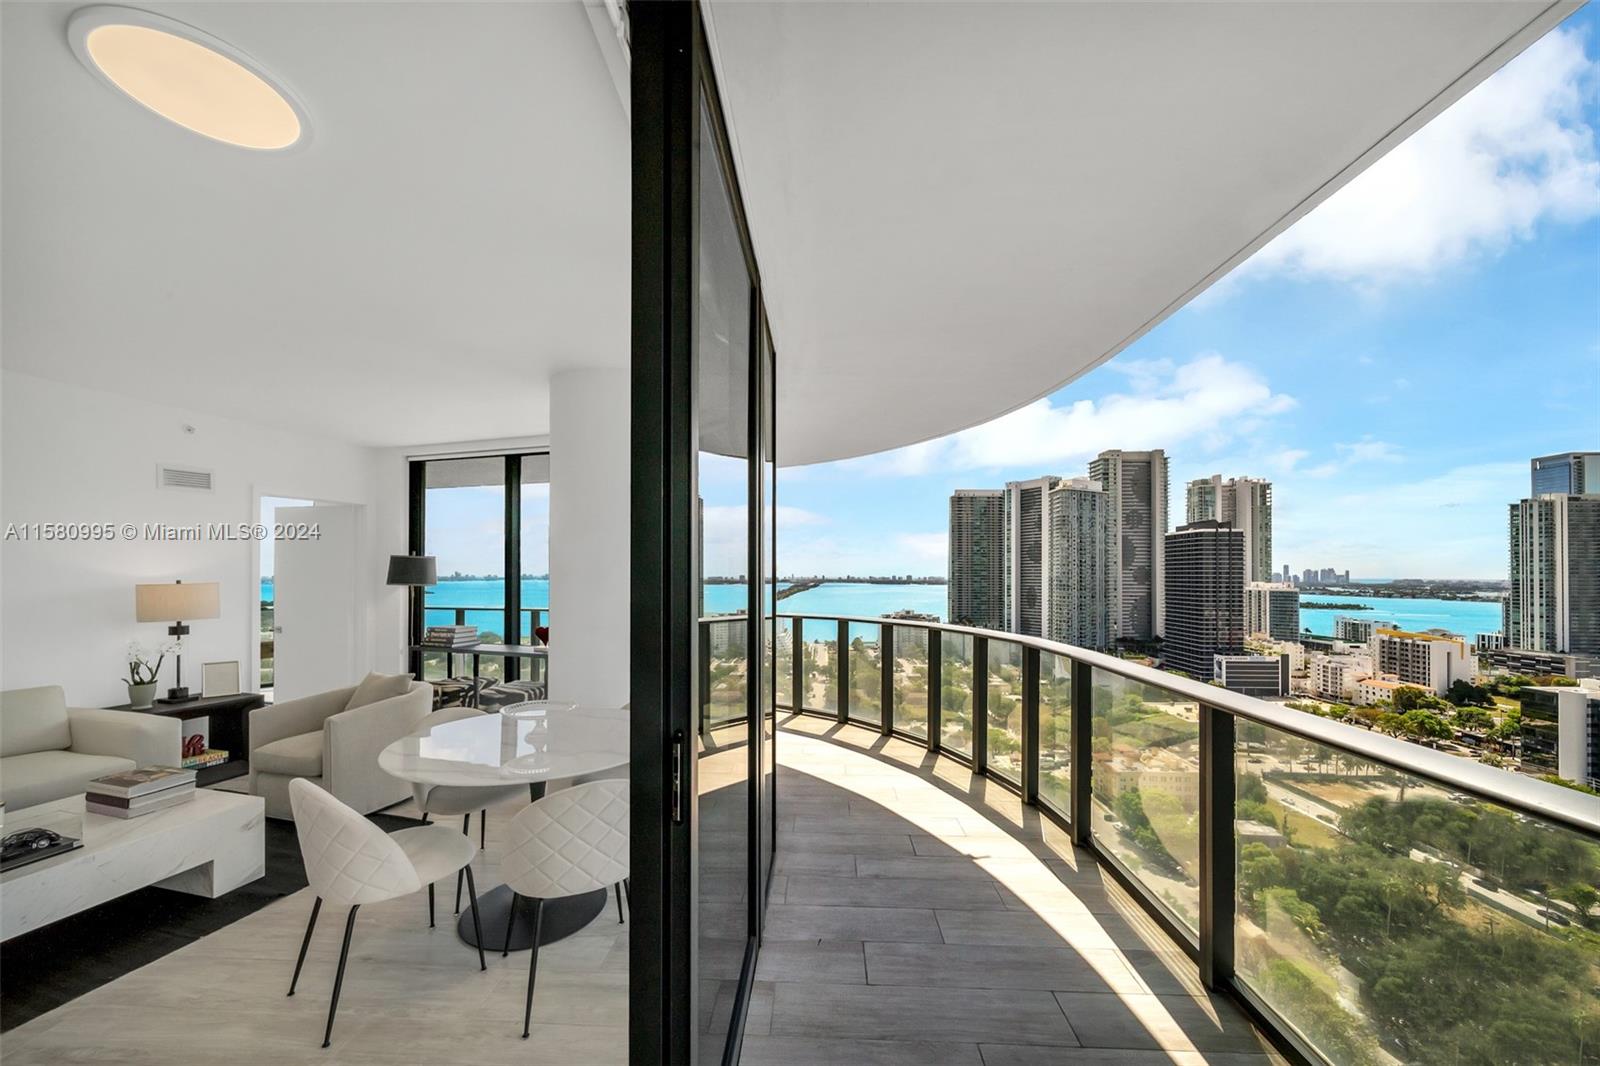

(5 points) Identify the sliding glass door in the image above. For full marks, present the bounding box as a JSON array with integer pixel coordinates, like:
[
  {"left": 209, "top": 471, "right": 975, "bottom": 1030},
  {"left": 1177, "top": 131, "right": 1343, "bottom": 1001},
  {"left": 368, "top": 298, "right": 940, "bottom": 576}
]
[{"left": 631, "top": 6, "right": 777, "bottom": 1063}]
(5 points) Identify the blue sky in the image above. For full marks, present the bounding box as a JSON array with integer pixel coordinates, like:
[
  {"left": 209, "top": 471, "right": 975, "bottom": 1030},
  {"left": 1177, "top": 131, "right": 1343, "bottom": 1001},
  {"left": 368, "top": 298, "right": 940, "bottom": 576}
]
[{"left": 773, "top": 10, "right": 1600, "bottom": 581}]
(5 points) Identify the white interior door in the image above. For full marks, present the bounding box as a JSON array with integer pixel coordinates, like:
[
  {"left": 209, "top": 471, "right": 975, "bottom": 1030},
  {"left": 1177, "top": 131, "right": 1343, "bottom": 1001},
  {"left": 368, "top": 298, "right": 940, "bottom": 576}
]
[{"left": 273, "top": 504, "right": 361, "bottom": 702}]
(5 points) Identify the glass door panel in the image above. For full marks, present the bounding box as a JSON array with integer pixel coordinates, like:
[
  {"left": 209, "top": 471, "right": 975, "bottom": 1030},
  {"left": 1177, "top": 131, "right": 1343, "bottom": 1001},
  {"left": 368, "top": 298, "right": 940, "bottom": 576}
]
[{"left": 695, "top": 92, "right": 755, "bottom": 1064}]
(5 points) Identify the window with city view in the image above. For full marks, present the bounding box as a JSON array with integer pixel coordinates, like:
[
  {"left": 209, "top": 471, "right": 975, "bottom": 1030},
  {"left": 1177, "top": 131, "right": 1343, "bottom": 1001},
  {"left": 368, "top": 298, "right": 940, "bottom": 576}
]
[{"left": 771, "top": 12, "right": 1599, "bottom": 1065}]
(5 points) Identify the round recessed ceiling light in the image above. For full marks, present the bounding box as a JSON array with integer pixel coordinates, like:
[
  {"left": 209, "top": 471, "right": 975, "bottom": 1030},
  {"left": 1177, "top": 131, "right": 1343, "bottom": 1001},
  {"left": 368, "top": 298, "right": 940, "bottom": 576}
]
[{"left": 68, "top": 6, "right": 307, "bottom": 151}]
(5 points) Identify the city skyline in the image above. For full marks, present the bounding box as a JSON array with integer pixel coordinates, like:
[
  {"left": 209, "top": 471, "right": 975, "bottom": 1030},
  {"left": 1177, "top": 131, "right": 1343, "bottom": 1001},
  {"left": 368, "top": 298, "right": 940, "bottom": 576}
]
[{"left": 773, "top": 14, "right": 1599, "bottom": 581}]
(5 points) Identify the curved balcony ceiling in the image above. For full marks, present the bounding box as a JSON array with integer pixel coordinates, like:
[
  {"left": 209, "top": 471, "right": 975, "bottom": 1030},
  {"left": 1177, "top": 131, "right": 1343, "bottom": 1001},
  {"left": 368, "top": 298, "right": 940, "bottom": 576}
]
[
  {"left": 0, "top": 2, "right": 1572, "bottom": 455},
  {"left": 705, "top": 1, "right": 1575, "bottom": 464}
]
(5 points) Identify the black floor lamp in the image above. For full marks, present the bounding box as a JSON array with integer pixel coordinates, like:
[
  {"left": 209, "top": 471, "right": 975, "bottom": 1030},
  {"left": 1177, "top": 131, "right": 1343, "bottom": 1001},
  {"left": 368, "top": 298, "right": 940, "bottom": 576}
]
[{"left": 387, "top": 554, "right": 437, "bottom": 676}]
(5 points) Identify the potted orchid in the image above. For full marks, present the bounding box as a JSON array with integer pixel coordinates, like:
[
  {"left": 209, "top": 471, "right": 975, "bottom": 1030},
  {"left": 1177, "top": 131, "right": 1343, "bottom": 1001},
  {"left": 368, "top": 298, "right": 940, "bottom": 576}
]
[{"left": 124, "top": 640, "right": 177, "bottom": 709}]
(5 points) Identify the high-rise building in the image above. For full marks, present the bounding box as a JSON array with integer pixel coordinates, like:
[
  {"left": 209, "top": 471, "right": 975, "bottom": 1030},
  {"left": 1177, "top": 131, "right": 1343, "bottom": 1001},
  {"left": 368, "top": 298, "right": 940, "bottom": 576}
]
[
  {"left": 1044, "top": 478, "right": 1109, "bottom": 649},
  {"left": 1506, "top": 493, "right": 1600, "bottom": 659},
  {"left": 1520, "top": 683, "right": 1600, "bottom": 790},
  {"left": 1531, "top": 452, "right": 1598, "bottom": 496},
  {"left": 1088, "top": 449, "right": 1167, "bottom": 644},
  {"left": 1002, "top": 477, "right": 1060, "bottom": 636},
  {"left": 1162, "top": 521, "right": 1245, "bottom": 680},
  {"left": 1186, "top": 475, "right": 1273, "bottom": 583},
  {"left": 948, "top": 490, "right": 1005, "bottom": 629},
  {"left": 1245, "top": 582, "right": 1300, "bottom": 640},
  {"left": 1371, "top": 628, "right": 1476, "bottom": 696},
  {"left": 1281, "top": 564, "right": 1291, "bottom": 583}
]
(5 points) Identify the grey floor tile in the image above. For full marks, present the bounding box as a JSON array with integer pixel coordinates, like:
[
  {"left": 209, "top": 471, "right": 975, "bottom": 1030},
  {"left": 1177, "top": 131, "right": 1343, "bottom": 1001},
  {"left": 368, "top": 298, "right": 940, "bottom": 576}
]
[
  {"left": 773, "top": 851, "right": 858, "bottom": 877},
  {"left": 741, "top": 1035, "right": 984, "bottom": 1065},
  {"left": 769, "top": 983, "right": 1080, "bottom": 1046},
  {"left": 865, "top": 942, "right": 1144, "bottom": 994},
  {"left": 764, "top": 904, "right": 943, "bottom": 943},
  {"left": 1052, "top": 992, "right": 1275, "bottom": 1053},
  {"left": 786, "top": 874, "right": 1006, "bottom": 910},
  {"left": 754, "top": 941, "right": 868, "bottom": 984}
]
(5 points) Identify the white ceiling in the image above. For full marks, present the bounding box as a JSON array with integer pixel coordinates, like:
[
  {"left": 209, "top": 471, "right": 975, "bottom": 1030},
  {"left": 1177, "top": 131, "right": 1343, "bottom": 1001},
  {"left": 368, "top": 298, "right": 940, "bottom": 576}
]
[
  {"left": 1, "top": 2, "right": 1573, "bottom": 461},
  {"left": 1, "top": 2, "right": 629, "bottom": 448},
  {"left": 705, "top": 0, "right": 1575, "bottom": 464}
]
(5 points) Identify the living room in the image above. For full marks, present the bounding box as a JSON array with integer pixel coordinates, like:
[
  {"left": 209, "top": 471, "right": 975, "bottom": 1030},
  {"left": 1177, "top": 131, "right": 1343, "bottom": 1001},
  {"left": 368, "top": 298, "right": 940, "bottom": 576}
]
[{"left": 1, "top": 2, "right": 632, "bottom": 1059}]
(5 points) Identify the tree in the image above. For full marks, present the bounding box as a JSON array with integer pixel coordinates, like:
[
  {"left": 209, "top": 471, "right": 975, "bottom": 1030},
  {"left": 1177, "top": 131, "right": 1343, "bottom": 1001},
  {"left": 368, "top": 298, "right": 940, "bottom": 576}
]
[
  {"left": 1452, "top": 705, "right": 1493, "bottom": 731},
  {"left": 1447, "top": 679, "right": 1494, "bottom": 707}
]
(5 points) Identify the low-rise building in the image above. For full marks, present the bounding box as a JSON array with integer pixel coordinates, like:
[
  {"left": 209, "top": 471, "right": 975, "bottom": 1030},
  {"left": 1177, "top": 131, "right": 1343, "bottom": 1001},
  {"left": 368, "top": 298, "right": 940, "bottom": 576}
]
[
  {"left": 1309, "top": 653, "right": 1372, "bottom": 702},
  {"left": 1334, "top": 615, "right": 1394, "bottom": 644},
  {"left": 1477, "top": 644, "right": 1598, "bottom": 680},
  {"left": 1213, "top": 653, "right": 1290, "bottom": 698},
  {"left": 1354, "top": 676, "right": 1405, "bottom": 706},
  {"left": 1372, "top": 628, "right": 1475, "bottom": 696}
]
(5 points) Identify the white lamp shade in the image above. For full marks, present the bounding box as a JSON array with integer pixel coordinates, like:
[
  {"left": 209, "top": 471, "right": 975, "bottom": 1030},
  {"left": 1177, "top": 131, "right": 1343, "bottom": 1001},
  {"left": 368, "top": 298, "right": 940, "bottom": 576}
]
[{"left": 135, "top": 581, "right": 221, "bottom": 622}]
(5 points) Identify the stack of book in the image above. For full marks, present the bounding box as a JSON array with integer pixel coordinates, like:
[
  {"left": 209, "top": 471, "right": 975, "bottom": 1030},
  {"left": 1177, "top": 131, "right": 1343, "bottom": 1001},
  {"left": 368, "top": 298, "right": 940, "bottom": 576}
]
[
  {"left": 181, "top": 749, "right": 230, "bottom": 770},
  {"left": 422, "top": 625, "right": 479, "bottom": 649},
  {"left": 86, "top": 767, "right": 197, "bottom": 819}
]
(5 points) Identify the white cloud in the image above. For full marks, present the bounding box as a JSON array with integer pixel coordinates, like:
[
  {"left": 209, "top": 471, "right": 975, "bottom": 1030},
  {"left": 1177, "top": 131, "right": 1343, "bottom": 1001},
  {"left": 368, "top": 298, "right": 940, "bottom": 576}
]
[
  {"left": 1275, "top": 461, "right": 1523, "bottom": 577},
  {"left": 1300, "top": 437, "right": 1403, "bottom": 479},
  {"left": 853, "top": 354, "right": 1295, "bottom": 476},
  {"left": 895, "top": 532, "right": 948, "bottom": 566},
  {"left": 1241, "top": 26, "right": 1599, "bottom": 285},
  {"left": 702, "top": 505, "right": 828, "bottom": 575}
]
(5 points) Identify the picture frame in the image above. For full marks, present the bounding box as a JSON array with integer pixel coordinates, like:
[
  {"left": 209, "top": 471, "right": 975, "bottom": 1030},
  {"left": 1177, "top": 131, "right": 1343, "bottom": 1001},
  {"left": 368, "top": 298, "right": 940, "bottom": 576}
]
[{"left": 200, "top": 660, "right": 240, "bottom": 698}]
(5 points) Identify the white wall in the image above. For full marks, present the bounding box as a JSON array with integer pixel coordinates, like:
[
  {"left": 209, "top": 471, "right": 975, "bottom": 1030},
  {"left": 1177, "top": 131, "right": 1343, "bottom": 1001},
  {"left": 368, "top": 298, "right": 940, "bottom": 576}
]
[
  {"left": 547, "top": 368, "right": 629, "bottom": 707},
  {"left": 0, "top": 370, "right": 399, "bottom": 707}
]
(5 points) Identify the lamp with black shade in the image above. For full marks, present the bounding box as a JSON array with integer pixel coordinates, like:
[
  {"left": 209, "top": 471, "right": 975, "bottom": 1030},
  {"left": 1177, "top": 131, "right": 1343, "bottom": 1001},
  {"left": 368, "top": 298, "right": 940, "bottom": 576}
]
[{"left": 387, "top": 555, "right": 437, "bottom": 672}]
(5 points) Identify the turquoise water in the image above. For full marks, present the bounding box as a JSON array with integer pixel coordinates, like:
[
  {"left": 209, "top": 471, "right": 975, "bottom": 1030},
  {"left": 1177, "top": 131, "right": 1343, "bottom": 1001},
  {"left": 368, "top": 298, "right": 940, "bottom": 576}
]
[
  {"left": 1299, "top": 593, "right": 1501, "bottom": 639},
  {"left": 260, "top": 579, "right": 1500, "bottom": 638}
]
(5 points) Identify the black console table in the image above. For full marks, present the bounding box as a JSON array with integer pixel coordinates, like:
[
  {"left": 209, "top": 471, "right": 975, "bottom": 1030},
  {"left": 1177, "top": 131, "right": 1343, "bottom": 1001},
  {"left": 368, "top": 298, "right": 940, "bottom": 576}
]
[{"left": 103, "top": 692, "right": 266, "bottom": 786}]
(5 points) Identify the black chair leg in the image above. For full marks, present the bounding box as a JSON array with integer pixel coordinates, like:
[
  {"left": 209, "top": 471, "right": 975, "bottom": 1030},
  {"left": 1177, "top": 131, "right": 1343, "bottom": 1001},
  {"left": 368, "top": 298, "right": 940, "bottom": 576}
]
[
  {"left": 521, "top": 900, "right": 545, "bottom": 1039},
  {"left": 322, "top": 905, "right": 360, "bottom": 1049},
  {"left": 480, "top": 809, "right": 487, "bottom": 849},
  {"left": 502, "top": 891, "right": 519, "bottom": 957},
  {"left": 463, "top": 864, "right": 486, "bottom": 971},
  {"left": 455, "top": 813, "right": 471, "bottom": 914},
  {"left": 615, "top": 883, "right": 624, "bottom": 924},
  {"left": 288, "top": 896, "right": 321, "bottom": 996},
  {"left": 428, "top": 883, "right": 435, "bottom": 928}
]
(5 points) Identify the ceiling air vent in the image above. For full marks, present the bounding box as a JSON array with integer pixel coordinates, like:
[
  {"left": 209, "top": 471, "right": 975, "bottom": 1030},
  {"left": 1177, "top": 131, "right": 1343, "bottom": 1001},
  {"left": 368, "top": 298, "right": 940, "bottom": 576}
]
[{"left": 158, "top": 465, "right": 213, "bottom": 492}]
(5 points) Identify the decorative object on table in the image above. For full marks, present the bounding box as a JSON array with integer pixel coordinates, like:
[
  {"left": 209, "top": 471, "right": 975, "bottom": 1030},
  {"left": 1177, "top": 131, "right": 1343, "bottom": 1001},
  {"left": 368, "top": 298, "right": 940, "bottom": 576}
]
[
  {"left": 179, "top": 733, "right": 229, "bottom": 769},
  {"left": 200, "top": 660, "right": 240, "bottom": 697},
  {"left": 122, "top": 641, "right": 170, "bottom": 709},
  {"left": 135, "top": 580, "right": 221, "bottom": 703},
  {"left": 85, "top": 765, "right": 196, "bottom": 819},
  {"left": 1, "top": 826, "right": 82, "bottom": 871},
  {"left": 422, "top": 624, "right": 479, "bottom": 648}
]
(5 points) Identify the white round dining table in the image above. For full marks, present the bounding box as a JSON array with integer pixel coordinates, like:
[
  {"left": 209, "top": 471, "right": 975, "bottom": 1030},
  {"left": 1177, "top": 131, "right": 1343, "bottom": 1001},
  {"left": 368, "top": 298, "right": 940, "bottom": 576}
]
[{"left": 379, "top": 704, "right": 629, "bottom": 950}]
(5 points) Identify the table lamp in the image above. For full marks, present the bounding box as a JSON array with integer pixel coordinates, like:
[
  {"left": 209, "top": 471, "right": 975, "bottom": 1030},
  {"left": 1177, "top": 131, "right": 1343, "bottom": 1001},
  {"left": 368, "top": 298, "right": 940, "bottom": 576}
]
[{"left": 135, "top": 580, "right": 221, "bottom": 703}]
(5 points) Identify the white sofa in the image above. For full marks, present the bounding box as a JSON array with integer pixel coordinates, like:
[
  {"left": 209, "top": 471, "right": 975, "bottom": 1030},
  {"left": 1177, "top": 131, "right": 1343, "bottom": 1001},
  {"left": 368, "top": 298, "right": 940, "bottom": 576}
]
[
  {"left": 248, "top": 678, "right": 431, "bottom": 820},
  {"left": 0, "top": 685, "right": 181, "bottom": 810}
]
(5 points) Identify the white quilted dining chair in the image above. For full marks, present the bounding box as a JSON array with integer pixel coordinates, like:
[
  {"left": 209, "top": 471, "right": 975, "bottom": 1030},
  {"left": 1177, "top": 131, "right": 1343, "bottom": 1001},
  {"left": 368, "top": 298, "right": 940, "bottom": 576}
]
[
  {"left": 500, "top": 779, "right": 630, "bottom": 1038},
  {"left": 287, "top": 777, "right": 488, "bottom": 1048}
]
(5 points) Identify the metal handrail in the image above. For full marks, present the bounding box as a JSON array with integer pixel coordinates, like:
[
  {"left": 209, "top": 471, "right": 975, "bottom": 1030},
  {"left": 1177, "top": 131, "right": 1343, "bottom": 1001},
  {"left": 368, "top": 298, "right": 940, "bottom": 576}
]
[{"left": 768, "top": 612, "right": 1599, "bottom": 840}]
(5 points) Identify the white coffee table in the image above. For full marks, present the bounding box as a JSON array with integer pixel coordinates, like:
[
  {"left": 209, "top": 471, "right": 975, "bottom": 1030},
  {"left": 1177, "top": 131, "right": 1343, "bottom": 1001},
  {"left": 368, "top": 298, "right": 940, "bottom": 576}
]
[{"left": 1, "top": 789, "right": 265, "bottom": 940}]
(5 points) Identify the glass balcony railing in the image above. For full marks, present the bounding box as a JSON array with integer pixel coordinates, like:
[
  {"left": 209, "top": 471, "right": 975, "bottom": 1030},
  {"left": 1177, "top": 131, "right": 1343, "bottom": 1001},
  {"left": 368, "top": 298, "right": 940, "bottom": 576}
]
[{"left": 752, "top": 612, "right": 1600, "bottom": 1066}]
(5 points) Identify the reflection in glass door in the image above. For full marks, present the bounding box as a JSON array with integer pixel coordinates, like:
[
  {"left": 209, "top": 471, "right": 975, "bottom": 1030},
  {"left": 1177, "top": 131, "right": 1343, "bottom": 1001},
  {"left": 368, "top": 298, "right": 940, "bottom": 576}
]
[{"left": 629, "top": 6, "right": 777, "bottom": 1063}]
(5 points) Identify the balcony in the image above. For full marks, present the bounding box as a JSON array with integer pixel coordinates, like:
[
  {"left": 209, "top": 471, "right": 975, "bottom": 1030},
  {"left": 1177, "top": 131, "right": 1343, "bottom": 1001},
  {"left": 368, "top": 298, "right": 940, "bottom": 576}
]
[{"left": 719, "top": 614, "right": 1600, "bottom": 1066}]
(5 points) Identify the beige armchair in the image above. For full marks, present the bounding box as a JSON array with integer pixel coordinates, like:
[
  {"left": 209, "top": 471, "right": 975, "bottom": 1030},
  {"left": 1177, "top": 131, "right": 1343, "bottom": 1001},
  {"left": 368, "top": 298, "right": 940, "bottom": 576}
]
[
  {"left": 1, "top": 685, "right": 181, "bottom": 809},
  {"left": 248, "top": 679, "right": 430, "bottom": 820}
]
